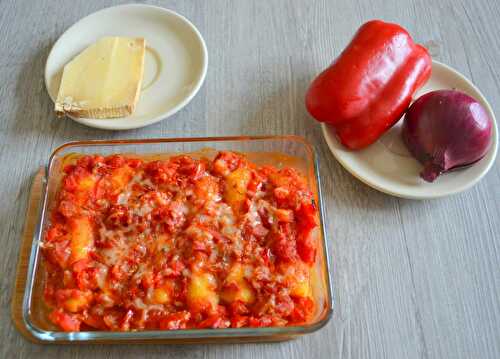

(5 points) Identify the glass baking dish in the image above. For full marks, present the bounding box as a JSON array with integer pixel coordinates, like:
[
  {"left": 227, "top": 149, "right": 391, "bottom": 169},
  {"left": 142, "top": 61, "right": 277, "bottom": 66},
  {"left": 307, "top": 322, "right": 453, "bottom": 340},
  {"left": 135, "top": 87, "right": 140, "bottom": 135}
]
[{"left": 21, "top": 135, "right": 333, "bottom": 343}]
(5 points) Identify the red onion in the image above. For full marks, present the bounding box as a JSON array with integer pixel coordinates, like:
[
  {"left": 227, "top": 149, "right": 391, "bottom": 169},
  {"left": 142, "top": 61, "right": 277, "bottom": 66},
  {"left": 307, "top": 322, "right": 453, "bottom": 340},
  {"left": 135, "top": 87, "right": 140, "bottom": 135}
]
[{"left": 403, "top": 90, "right": 493, "bottom": 182}]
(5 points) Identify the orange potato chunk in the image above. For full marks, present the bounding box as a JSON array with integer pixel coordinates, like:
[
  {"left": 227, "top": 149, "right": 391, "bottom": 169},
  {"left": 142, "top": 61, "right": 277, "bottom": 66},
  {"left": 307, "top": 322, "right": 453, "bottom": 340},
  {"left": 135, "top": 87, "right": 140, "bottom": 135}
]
[
  {"left": 187, "top": 271, "right": 219, "bottom": 313},
  {"left": 224, "top": 168, "right": 251, "bottom": 214},
  {"left": 220, "top": 263, "right": 255, "bottom": 304},
  {"left": 68, "top": 217, "right": 94, "bottom": 265}
]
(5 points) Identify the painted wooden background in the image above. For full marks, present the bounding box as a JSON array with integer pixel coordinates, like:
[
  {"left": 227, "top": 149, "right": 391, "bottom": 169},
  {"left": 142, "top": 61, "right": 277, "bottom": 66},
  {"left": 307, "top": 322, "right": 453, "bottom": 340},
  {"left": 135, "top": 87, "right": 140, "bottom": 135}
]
[{"left": 1, "top": 0, "right": 498, "bottom": 358}]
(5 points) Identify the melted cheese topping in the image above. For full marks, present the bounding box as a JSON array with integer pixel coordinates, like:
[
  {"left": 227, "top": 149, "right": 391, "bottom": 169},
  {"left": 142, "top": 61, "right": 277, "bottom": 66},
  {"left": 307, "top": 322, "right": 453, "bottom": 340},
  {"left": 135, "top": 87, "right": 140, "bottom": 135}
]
[{"left": 42, "top": 152, "right": 319, "bottom": 331}]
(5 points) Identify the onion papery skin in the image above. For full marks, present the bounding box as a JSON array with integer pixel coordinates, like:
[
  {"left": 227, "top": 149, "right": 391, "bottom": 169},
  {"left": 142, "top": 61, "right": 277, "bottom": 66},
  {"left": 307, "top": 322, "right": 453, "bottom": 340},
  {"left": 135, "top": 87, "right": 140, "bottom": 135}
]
[{"left": 402, "top": 90, "right": 493, "bottom": 182}]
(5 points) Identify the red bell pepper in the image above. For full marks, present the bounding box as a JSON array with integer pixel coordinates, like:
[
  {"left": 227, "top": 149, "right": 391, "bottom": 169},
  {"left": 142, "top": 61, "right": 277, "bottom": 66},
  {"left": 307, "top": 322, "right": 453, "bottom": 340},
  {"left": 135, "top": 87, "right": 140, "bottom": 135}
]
[{"left": 306, "top": 20, "right": 432, "bottom": 150}]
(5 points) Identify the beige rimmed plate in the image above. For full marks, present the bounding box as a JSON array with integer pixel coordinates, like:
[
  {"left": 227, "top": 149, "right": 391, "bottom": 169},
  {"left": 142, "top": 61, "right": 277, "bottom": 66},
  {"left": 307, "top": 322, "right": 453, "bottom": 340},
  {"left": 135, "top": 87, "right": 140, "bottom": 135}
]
[
  {"left": 45, "top": 4, "right": 207, "bottom": 130},
  {"left": 322, "top": 60, "right": 498, "bottom": 199}
]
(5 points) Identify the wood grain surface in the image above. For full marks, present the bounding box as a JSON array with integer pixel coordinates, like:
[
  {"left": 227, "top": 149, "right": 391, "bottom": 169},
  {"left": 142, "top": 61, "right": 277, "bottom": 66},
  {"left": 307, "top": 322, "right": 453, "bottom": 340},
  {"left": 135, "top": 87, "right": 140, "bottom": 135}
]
[
  {"left": 10, "top": 169, "right": 44, "bottom": 343},
  {"left": 1, "top": 0, "right": 499, "bottom": 358}
]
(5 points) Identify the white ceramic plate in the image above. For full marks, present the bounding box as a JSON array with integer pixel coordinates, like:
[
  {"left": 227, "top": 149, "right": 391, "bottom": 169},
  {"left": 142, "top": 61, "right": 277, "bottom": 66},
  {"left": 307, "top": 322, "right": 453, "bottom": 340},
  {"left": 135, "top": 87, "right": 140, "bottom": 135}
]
[
  {"left": 322, "top": 60, "right": 498, "bottom": 199},
  {"left": 45, "top": 4, "right": 207, "bottom": 130}
]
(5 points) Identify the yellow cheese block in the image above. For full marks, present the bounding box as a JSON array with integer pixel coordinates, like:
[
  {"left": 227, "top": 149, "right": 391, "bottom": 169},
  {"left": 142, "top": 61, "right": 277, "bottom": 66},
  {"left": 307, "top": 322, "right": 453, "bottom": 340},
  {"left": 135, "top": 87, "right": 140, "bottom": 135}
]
[{"left": 55, "top": 37, "right": 146, "bottom": 119}]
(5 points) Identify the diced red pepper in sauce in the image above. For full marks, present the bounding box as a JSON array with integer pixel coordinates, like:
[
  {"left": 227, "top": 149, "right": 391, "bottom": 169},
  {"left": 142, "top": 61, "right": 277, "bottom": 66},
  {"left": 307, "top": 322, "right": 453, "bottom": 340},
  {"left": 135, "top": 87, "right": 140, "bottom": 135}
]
[{"left": 42, "top": 152, "right": 320, "bottom": 332}]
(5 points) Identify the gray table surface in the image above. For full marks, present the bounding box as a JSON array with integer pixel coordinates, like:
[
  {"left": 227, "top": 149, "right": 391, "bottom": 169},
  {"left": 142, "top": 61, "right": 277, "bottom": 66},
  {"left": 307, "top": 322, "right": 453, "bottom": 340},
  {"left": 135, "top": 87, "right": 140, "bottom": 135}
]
[{"left": 1, "top": 0, "right": 499, "bottom": 358}]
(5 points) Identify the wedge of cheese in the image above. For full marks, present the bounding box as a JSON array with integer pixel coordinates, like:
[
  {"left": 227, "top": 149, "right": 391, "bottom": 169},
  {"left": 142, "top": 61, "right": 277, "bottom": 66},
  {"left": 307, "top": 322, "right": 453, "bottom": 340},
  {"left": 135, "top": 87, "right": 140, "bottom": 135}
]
[{"left": 55, "top": 37, "right": 146, "bottom": 119}]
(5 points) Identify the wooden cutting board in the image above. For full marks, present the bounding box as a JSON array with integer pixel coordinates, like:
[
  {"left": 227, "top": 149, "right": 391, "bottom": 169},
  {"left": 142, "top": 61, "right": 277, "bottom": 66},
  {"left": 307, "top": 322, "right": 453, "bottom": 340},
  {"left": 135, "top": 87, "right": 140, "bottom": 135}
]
[{"left": 11, "top": 168, "right": 45, "bottom": 343}]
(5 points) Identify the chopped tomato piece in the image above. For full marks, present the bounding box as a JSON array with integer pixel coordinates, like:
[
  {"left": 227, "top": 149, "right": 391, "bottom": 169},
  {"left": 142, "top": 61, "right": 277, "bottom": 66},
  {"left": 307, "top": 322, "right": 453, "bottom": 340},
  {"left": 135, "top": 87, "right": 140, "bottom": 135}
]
[
  {"left": 271, "top": 231, "right": 298, "bottom": 262},
  {"left": 49, "top": 308, "right": 81, "bottom": 332},
  {"left": 231, "top": 315, "right": 249, "bottom": 328},
  {"left": 159, "top": 311, "right": 191, "bottom": 330}
]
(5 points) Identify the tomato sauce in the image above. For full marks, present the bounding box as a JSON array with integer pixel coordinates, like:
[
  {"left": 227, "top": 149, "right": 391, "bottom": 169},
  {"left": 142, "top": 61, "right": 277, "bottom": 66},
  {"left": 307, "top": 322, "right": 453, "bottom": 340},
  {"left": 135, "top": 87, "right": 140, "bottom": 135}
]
[{"left": 42, "top": 151, "right": 318, "bottom": 331}]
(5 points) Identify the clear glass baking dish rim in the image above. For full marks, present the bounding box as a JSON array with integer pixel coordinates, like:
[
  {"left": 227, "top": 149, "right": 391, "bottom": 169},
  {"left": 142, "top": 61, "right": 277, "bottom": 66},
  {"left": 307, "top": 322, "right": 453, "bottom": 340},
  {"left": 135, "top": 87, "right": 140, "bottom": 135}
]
[{"left": 22, "top": 135, "right": 334, "bottom": 342}]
